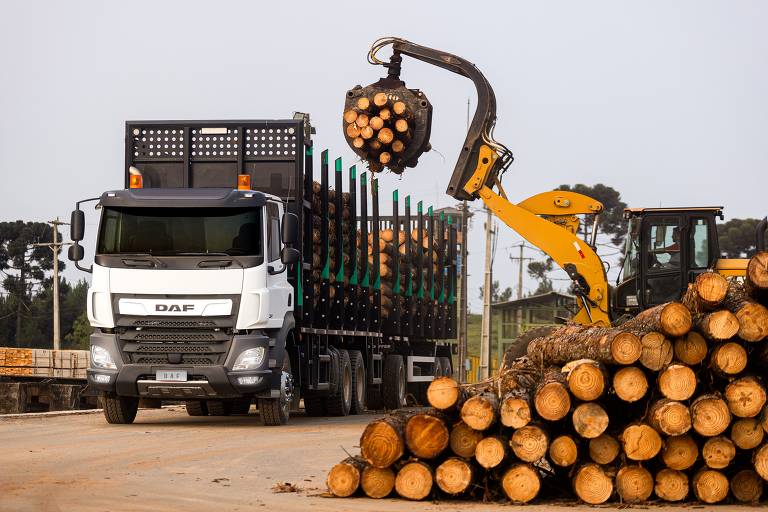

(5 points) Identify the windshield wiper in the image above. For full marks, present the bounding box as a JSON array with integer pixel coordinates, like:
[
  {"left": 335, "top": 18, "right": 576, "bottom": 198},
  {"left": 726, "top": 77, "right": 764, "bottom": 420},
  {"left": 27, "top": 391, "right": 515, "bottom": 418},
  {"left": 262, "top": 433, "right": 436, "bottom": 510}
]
[
  {"left": 118, "top": 253, "right": 167, "bottom": 268},
  {"left": 176, "top": 252, "right": 245, "bottom": 268}
]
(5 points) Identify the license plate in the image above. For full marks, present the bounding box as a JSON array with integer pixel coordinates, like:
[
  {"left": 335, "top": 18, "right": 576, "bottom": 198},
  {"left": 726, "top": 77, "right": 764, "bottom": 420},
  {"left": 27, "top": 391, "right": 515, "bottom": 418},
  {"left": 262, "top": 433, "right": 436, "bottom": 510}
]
[{"left": 156, "top": 370, "right": 187, "bottom": 382}]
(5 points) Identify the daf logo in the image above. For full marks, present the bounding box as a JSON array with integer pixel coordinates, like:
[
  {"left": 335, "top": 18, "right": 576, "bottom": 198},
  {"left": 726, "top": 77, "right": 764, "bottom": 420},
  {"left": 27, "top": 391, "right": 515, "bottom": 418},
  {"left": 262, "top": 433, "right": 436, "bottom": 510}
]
[{"left": 155, "top": 304, "right": 194, "bottom": 312}]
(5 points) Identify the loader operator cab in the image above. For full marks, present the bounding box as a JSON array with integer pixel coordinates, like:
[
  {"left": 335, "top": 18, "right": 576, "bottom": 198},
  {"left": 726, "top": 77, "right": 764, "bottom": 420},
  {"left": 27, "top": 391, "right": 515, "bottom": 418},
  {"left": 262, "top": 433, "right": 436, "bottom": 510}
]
[{"left": 613, "top": 207, "right": 722, "bottom": 315}]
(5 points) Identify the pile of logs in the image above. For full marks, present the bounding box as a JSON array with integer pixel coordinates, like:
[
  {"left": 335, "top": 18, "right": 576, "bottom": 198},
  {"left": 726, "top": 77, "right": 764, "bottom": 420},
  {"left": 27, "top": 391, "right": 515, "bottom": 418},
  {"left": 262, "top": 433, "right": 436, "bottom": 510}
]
[
  {"left": 343, "top": 92, "right": 413, "bottom": 173},
  {"left": 327, "top": 252, "right": 768, "bottom": 503}
]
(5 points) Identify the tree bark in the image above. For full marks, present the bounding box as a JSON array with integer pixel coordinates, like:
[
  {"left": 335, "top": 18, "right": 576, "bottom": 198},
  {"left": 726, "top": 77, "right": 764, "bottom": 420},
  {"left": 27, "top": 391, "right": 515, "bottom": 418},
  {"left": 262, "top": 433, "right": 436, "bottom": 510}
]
[
  {"left": 621, "top": 301, "right": 692, "bottom": 337},
  {"left": 526, "top": 325, "right": 641, "bottom": 365}
]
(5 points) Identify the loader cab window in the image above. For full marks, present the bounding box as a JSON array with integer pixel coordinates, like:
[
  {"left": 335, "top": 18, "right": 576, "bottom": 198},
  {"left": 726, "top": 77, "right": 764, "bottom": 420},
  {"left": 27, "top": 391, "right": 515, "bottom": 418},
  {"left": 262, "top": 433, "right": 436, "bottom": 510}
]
[
  {"left": 266, "top": 202, "right": 281, "bottom": 262},
  {"left": 689, "top": 218, "right": 710, "bottom": 268},
  {"left": 645, "top": 216, "right": 683, "bottom": 305},
  {"left": 621, "top": 218, "right": 641, "bottom": 279}
]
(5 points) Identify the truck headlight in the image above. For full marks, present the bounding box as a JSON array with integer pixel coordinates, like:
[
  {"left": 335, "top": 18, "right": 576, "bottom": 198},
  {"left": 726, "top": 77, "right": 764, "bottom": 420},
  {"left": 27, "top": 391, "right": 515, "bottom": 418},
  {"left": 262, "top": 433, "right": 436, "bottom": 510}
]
[
  {"left": 91, "top": 345, "right": 117, "bottom": 369},
  {"left": 233, "top": 347, "right": 266, "bottom": 371}
]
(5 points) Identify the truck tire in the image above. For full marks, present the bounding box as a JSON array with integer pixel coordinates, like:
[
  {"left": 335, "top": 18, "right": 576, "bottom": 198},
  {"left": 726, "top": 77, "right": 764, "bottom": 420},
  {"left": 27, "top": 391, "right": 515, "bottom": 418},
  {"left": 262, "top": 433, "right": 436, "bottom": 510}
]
[
  {"left": 259, "top": 355, "right": 294, "bottom": 426},
  {"left": 326, "top": 349, "right": 352, "bottom": 416},
  {"left": 206, "top": 400, "right": 229, "bottom": 416},
  {"left": 349, "top": 350, "right": 366, "bottom": 414},
  {"left": 185, "top": 401, "right": 208, "bottom": 416},
  {"left": 382, "top": 354, "right": 406, "bottom": 410},
  {"left": 438, "top": 356, "right": 452, "bottom": 377},
  {"left": 303, "top": 392, "right": 327, "bottom": 416},
  {"left": 101, "top": 395, "right": 139, "bottom": 424},
  {"left": 229, "top": 397, "right": 252, "bottom": 415}
]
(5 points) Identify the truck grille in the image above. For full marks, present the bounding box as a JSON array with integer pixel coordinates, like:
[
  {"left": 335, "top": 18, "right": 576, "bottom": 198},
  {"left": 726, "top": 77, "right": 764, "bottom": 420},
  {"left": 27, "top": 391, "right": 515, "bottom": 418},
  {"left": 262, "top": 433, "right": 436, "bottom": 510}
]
[
  {"left": 133, "top": 355, "right": 218, "bottom": 366},
  {"left": 133, "top": 332, "right": 217, "bottom": 342},
  {"left": 132, "top": 319, "right": 218, "bottom": 329}
]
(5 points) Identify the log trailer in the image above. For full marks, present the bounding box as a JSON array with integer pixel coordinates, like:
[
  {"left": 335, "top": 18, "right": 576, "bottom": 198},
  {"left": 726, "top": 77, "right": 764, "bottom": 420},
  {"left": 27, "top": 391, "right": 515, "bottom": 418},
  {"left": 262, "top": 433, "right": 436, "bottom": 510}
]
[
  {"left": 343, "top": 37, "right": 766, "bottom": 329},
  {"left": 68, "top": 115, "right": 457, "bottom": 425}
]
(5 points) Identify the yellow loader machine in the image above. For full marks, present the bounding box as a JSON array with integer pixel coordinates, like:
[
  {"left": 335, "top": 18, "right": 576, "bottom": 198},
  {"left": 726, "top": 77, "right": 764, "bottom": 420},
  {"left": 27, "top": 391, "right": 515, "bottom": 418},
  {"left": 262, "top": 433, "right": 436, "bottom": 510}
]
[{"left": 342, "top": 37, "right": 767, "bottom": 326}]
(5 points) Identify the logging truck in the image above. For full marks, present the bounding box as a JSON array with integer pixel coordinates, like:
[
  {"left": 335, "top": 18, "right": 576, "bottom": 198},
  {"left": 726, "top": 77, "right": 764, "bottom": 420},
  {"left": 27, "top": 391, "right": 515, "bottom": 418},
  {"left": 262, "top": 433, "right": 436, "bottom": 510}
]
[
  {"left": 67, "top": 115, "right": 457, "bottom": 425},
  {"left": 343, "top": 37, "right": 766, "bottom": 330}
]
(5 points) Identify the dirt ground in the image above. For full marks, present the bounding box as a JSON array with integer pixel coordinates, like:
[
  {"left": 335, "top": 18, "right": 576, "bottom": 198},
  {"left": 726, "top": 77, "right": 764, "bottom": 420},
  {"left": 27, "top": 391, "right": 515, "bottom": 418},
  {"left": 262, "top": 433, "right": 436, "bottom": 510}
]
[{"left": 0, "top": 407, "right": 760, "bottom": 512}]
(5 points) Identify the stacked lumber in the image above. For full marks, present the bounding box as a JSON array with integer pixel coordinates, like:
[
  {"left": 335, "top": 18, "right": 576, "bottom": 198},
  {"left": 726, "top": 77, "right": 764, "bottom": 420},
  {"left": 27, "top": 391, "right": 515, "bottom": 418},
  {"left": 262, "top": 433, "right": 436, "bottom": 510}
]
[
  {"left": 0, "top": 348, "right": 89, "bottom": 379},
  {"left": 343, "top": 93, "right": 415, "bottom": 173},
  {"left": 328, "top": 253, "right": 768, "bottom": 503}
]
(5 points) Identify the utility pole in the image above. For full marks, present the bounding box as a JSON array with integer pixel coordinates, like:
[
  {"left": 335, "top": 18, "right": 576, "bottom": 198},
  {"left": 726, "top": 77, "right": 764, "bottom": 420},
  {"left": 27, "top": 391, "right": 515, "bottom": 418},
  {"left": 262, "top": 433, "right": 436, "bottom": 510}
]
[
  {"left": 32, "top": 218, "right": 70, "bottom": 350},
  {"left": 456, "top": 200, "right": 470, "bottom": 383},
  {"left": 479, "top": 206, "right": 494, "bottom": 380},
  {"left": 509, "top": 243, "right": 533, "bottom": 338}
]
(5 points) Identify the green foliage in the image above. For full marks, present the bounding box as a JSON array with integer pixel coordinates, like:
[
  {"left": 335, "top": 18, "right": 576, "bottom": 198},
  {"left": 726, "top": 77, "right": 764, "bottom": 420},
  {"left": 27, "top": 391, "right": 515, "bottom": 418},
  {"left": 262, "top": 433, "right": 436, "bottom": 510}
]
[
  {"left": 65, "top": 311, "right": 91, "bottom": 349},
  {"left": 527, "top": 258, "right": 554, "bottom": 295},
  {"left": 717, "top": 218, "right": 766, "bottom": 258},
  {"left": 556, "top": 183, "right": 628, "bottom": 247},
  {"left": 479, "top": 280, "right": 514, "bottom": 303}
]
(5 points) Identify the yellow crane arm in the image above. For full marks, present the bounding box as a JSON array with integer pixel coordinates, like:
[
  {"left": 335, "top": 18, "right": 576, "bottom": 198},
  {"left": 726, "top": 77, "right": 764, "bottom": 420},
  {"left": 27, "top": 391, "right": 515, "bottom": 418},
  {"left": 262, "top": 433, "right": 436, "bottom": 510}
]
[{"left": 467, "top": 146, "right": 611, "bottom": 326}]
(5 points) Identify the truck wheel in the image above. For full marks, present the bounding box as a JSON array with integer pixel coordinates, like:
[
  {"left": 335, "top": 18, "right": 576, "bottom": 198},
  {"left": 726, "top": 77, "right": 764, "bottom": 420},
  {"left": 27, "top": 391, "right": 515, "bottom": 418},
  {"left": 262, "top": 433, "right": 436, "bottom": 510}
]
[
  {"left": 229, "top": 397, "right": 252, "bottom": 415},
  {"left": 259, "top": 356, "right": 294, "bottom": 426},
  {"left": 206, "top": 400, "right": 229, "bottom": 416},
  {"left": 382, "top": 354, "right": 406, "bottom": 410},
  {"left": 101, "top": 395, "right": 139, "bottom": 424},
  {"left": 438, "top": 356, "right": 452, "bottom": 377},
  {"left": 349, "top": 350, "right": 366, "bottom": 414},
  {"left": 185, "top": 401, "right": 208, "bottom": 416},
  {"left": 326, "top": 349, "right": 352, "bottom": 416},
  {"left": 303, "top": 392, "right": 327, "bottom": 416}
]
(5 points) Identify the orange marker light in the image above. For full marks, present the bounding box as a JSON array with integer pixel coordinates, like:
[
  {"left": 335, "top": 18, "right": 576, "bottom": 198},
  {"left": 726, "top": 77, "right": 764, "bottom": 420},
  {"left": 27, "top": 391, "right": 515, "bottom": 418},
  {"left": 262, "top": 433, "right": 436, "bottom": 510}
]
[
  {"left": 129, "top": 174, "right": 143, "bottom": 189},
  {"left": 237, "top": 174, "right": 251, "bottom": 190}
]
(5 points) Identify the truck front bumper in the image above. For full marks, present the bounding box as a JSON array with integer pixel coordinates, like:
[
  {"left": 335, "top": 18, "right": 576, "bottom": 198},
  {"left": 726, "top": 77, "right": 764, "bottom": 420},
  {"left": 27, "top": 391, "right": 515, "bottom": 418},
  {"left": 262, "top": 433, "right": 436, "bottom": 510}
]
[{"left": 87, "top": 330, "right": 281, "bottom": 399}]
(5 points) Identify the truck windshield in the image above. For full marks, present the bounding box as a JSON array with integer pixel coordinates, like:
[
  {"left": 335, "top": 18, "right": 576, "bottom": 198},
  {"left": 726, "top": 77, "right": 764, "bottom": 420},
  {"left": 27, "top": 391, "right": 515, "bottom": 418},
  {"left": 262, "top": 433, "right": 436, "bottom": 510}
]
[{"left": 97, "top": 207, "right": 262, "bottom": 256}]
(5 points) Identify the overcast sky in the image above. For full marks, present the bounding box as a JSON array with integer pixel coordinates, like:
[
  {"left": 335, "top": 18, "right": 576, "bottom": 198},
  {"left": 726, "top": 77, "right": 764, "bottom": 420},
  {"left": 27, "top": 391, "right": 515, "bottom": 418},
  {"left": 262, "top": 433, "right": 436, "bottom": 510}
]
[{"left": 1, "top": 1, "right": 766, "bottom": 311}]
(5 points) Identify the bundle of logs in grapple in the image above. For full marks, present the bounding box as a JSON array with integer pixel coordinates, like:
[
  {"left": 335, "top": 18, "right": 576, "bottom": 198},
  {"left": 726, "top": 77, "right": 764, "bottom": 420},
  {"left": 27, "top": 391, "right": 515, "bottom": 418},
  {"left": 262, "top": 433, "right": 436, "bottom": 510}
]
[
  {"left": 343, "top": 93, "right": 412, "bottom": 173},
  {"left": 327, "top": 252, "right": 768, "bottom": 504},
  {"left": 310, "top": 181, "right": 441, "bottom": 317}
]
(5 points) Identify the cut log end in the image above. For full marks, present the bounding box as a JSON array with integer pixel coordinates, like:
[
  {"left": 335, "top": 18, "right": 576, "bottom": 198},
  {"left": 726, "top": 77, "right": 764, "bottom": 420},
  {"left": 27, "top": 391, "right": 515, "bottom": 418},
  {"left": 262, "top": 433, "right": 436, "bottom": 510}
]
[
  {"left": 692, "top": 469, "right": 729, "bottom": 504},
  {"left": 327, "top": 458, "right": 363, "bottom": 497},
  {"left": 639, "top": 332, "right": 673, "bottom": 371},
  {"left": 674, "top": 331, "right": 708, "bottom": 365},
  {"left": 654, "top": 468, "right": 689, "bottom": 502},
  {"left": 361, "top": 466, "right": 395, "bottom": 499},
  {"left": 394, "top": 461, "right": 433, "bottom": 501},
  {"left": 426, "top": 377, "right": 460, "bottom": 410},
  {"left": 613, "top": 366, "right": 648, "bottom": 403},
  {"left": 702, "top": 435, "right": 736, "bottom": 469},
  {"left": 660, "top": 302, "right": 693, "bottom": 337},
  {"left": 691, "top": 395, "right": 732, "bottom": 437},
  {"left": 695, "top": 272, "right": 729, "bottom": 307},
  {"left": 710, "top": 341, "right": 747, "bottom": 375},
  {"left": 511, "top": 425, "right": 549, "bottom": 462},
  {"left": 500, "top": 395, "right": 532, "bottom": 429},
  {"left": 746, "top": 252, "right": 768, "bottom": 290},
  {"left": 435, "top": 458, "right": 473, "bottom": 496},
  {"left": 589, "top": 434, "right": 620, "bottom": 465},
  {"left": 700, "top": 310, "right": 740, "bottom": 340},
  {"left": 549, "top": 435, "right": 578, "bottom": 467},
  {"left": 566, "top": 359, "right": 605, "bottom": 401},
  {"left": 731, "top": 469, "right": 764, "bottom": 503},
  {"left": 572, "top": 402, "right": 609, "bottom": 439},
  {"left": 616, "top": 465, "right": 653, "bottom": 504},
  {"left": 662, "top": 434, "right": 699, "bottom": 470},
  {"left": 753, "top": 443, "right": 768, "bottom": 481},
  {"left": 573, "top": 463, "right": 614, "bottom": 505},
  {"left": 658, "top": 364, "right": 696, "bottom": 401},
  {"left": 621, "top": 423, "right": 662, "bottom": 461},
  {"left": 405, "top": 413, "right": 449, "bottom": 459},
  {"left": 534, "top": 382, "right": 571, "bottom": 421},
  {"left": 502, "top": 464, "right": 541, "bottom": 503},
  {"left": 725, "top": 376, "right": 767, "bottom": 418},
  {"left": 449, "top": 421, "right": 482, "bottom": 458},
  {"left": 649, "top": 399, "right": 692, "bottom": 436},
  {"left": 611, "top": 331, "right": 642, "bottom": 364},
  {"left": 475, "top": 435, "right": 507, "bottom": 469},
  {"left": 360, "top": 418, "right": 405, "bottom": 468},
  {"left": 731, "top": 418, "right": 765, "bottom": 450},
  {"left": 460, "top": 393, "right": 499, "bottom": 431}
]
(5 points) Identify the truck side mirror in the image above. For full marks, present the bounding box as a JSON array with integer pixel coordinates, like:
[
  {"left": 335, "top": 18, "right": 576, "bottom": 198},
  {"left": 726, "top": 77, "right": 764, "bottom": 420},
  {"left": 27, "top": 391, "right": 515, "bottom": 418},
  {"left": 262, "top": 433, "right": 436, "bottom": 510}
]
[
  {"left": 281, "top": 247, "right": 300, "bottom": 265},
  {"left": 71, "top": 209, "right": 85, "bottom": 241},
  {"left": 281, "top": 212, "right": 298, "bottom": 245},
  {"left": 68, "top": 243, "right": 84, "bottom": 262}
]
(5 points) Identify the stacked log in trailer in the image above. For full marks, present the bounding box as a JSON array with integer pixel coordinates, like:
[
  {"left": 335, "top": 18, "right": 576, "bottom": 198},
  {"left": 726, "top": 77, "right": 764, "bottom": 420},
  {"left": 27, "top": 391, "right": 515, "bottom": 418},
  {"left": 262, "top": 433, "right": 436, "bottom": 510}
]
[
  {"left": 328, "top": 253, "right": 768, "bottom": 503},
  {"left": 301, "top": 145, "right": 457, "bottom": 413}
]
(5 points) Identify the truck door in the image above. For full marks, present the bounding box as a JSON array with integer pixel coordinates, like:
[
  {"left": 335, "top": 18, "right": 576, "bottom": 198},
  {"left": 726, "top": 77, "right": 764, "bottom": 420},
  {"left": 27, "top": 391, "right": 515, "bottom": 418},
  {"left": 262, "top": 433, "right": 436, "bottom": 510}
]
[
  {"left": 642, "top": 215, "right": 685, "bottom": 306},
  {"left": 265, "top": 202, "right": 293, "bottom": 323}
]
